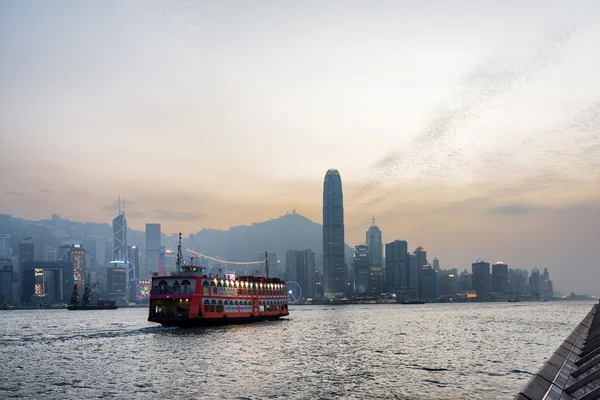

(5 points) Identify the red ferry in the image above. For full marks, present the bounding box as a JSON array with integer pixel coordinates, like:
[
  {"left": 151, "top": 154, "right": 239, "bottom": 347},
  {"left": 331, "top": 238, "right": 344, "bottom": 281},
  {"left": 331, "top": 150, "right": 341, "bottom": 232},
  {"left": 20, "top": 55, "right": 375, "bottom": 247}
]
[{"left": 148, "top": 235, "right": 289, "bottom": 327}]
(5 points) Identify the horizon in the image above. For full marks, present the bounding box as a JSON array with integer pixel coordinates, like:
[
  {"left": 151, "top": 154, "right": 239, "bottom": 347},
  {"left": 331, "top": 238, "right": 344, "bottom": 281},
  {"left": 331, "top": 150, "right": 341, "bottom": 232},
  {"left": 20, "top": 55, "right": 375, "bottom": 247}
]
[{"left": 1, "top": 1, "right": 599, "bottom": 294}]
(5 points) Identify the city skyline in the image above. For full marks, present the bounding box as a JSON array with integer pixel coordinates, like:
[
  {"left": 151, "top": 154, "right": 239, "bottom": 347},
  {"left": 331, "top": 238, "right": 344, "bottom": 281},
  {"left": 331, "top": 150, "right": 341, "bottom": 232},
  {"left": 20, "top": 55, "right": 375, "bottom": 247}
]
[{"left": 1, "top": 1, "right": 599, "bottom": 295}]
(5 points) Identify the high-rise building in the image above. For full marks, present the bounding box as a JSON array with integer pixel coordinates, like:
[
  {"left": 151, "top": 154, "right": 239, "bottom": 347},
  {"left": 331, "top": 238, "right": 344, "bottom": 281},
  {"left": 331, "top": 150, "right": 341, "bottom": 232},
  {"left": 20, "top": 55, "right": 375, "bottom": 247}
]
[
  {"left": 439, "top": 272, "right": 458, "bottom": 296},
  {"left": 492, "top": 262, "right": 509, "bottom": 293},
  {"left": 370, "top": 265, "right": 383, "bottom": 296},
  {"left": 164, "top": 249, "right": 177, "bottom": 274},
  {"left": 19, "top": 238, "right": 35, "bottom": 264},
  {"left": 0, "top": 234, "right": 11, "bottom": 259},
  {"left": 285, "top": 249, "right": 316, "bottom": 299},
  {"left": 459, "top": 269, "right": 472, "bottom": 291},
  {"left": 352, "top": 244, "right": 370, "bottom": 294},
  {"left": 146, "top": 224, "right": 161, "bottom": 276},
  {"left": 128, "top": 245, "right": 140, "bottom": 301},
  {"left": 408, "top": 254, "right": 419, "bottom": 291},
  {"left": 414, "top": 246, "right": 427, "bottom": 296},
  {"left": 112, "top": 200, "right": 128, "bottom": 262},
  {"left": 529, "top": 267, "right": 542, "bottom": 297},
  {"left": 20, "top": 261, "right": 73, "bottom": 304},
  {"left": 0, "top": 259, "right": 13, "bottom": 304},
  {"left": 420, "top": 264, "right": 437, "bottom": 299},
  {"left": 95, "top": 237, "right": 106, "bottom": 266},
  {"left": 322, "top": 169, "right": 346, "bottom": 297},
  {"left": 385, "top": 240, "right": 408, "bottom": 292},
  {"left": 107, "top": 264, "right": 127, "bottom": 296},
  {"left": 432, "top": 258, "right": 439, "bottom": 270},
  {"left": 69, "top": 244, "right": 86, "bottom": 289},
  {"left": 366, "top": 219, "right": 382, "bottom": 269},
  {"left": 471, "top": 260, "right": 490, "bottom": 295},
  {"left": 543, "top": 268, "right": 554, "bottom": 299}
]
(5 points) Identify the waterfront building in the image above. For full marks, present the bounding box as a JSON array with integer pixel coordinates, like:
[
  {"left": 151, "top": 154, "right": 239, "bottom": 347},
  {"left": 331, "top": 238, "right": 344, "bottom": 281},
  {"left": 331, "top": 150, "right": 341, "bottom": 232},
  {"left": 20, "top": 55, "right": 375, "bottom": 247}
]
[
  {"left": 471, "top": 260, "right": 490, "bottom": 295},
  {"left": 439, "top": 272, "right": 458, "bottom": 296},
  {"left": 352, "top": 244, "right": 370, "bottom": 294},
  {"left": 491, "top": 261, "right": 509, "bottom": 294},
  {"left": 285, "top": 249, "right": 316, "bottom": 299},
  {"left": 107, "top": 262, "right": 127, "bottom": 297},
  {"left": 414, "top": 246, "right": 427, "bottom": 296},
  {"left": 459, "top": 269, "right": 472, "bottom": 291},
  {"left": 529, "top": 267, "right": 543, "bottom": 297},
  {"left": 322, "top": 169, "right": 346, "bottom": 297},
  {"left": 0, "top": 259, "right": 13, "bottom": 304},
  {"left": 420, "top": 264, "right": 437, "bottom": 299},
  {"left": 370, "top": 265, "right": 384, "bottom": 296},
  {"left": 385, "top": 240, "right": 408, "bottom": 292},
  {"left": 408, "top": 254, "right": 419, "bottom": 291},
  {"left": 20, "top": 261, "right": 73, "bottom": 304}
]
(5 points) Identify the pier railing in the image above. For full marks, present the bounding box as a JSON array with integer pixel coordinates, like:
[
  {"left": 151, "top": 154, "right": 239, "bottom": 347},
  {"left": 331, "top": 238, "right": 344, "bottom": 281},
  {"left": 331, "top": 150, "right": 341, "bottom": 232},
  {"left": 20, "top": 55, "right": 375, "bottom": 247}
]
[{"left": 515, "top": 300, "right": 600, "bottom": 400}]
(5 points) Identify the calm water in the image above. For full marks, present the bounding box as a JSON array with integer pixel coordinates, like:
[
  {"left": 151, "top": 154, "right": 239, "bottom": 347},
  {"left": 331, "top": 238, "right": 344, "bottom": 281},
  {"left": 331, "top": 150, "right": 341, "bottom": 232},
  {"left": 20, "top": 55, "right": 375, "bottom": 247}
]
[{"left": 0, "top": 301, "right": 595, "bottom": 399}]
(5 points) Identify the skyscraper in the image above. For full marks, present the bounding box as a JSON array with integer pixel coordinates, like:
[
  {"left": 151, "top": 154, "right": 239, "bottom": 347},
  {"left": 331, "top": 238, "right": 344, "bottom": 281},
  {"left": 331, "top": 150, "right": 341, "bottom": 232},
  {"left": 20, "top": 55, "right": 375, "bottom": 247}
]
[
  {"left": 385, "top": 240, "right": 408, "bottom": 292},
  {"left": 492, "top": 261, "right": 509, "bottom": 294},
  {"left": 112, "top": 199, "right": 127, "bottom": 261},
  {"left": 0, "top": 234, "right": 11, "bottom": 259},
  {"left": 414, "top": 246, "right": 427, "bottom": 297},
  {"left": 352, "top": 244, "right": 370, "bottom": 294},
  {"left": 472, "top": 260, "right": 491, "bottom": 295},
  {"left": 145, "top": 224, "right": 161, "bottom": 276},
  {"left": 366, "top": 219, "right": 382, "bottom": 269},
  {"left": 322, "top": 169, "right": 346, "bottom": 298},
  {"left": 128, "top": 245, "right": 139, "bottom": 301}
]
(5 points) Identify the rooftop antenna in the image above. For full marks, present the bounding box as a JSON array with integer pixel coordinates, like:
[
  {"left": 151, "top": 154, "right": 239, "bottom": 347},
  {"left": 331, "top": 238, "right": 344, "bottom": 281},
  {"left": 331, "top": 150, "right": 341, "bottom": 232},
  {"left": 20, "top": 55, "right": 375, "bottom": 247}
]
[
  {"left": 118, "top": 196, "right": 121, "bottom": 214},
  {"left": 264, "top": 251, "right": 269, "bottom": 278},
  {"left": 372, "top": 214, "right": 375, "bottom": 226},
  {"left": 176, "top": 233, "right": 182, "bottom": 273}
]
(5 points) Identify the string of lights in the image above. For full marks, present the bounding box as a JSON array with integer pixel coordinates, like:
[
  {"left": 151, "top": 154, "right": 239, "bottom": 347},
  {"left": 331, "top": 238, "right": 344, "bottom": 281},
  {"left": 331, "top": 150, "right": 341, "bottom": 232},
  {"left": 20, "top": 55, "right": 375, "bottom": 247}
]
[{"left": 184, "top": 248, "right": 265, "bottom": 265}]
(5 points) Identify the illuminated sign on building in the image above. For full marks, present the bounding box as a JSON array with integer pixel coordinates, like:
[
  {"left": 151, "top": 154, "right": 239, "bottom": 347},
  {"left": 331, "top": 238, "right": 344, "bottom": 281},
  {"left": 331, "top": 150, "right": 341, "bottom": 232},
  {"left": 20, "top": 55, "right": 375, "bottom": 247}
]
[{"left": 136, "top": 279, "right": 151, "bottom": 300}]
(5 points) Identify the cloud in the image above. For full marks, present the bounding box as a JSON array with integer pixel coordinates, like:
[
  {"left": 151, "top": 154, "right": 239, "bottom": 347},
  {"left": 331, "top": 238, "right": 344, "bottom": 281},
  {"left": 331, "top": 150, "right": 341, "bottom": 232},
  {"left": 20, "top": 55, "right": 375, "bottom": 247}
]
[
  {"left": 350, "top": 22, "right": 587, "bottom": 206},
  {"left": 487, "top": 204, "right": 537, "bottom": 215},
  {"left": 4, "top": 191, "right": 24, "bottom": 196},
  {"left": 100, "top": 199, "right": 137, "bottom": 212},
  {"left": 153, "top": 210, "right": 205, "bottom": 221},
  {"left": 40, "top": 189, "right": 52, "bottom": 193}
]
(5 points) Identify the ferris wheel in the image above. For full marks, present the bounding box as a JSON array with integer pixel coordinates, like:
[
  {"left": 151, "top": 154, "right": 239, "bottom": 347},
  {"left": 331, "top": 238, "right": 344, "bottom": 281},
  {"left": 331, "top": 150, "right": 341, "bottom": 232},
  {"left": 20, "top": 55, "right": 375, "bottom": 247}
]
[{"left": 286, "top": 281, "right": 302, "bottom": 304}]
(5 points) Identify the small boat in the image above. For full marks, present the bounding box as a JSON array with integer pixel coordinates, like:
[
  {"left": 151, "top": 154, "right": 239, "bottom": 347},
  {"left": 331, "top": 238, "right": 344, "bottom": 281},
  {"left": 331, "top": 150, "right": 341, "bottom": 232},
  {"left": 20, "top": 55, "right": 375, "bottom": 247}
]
[{"left": 67, "top": 283, "right": 118, "bottom": 310}]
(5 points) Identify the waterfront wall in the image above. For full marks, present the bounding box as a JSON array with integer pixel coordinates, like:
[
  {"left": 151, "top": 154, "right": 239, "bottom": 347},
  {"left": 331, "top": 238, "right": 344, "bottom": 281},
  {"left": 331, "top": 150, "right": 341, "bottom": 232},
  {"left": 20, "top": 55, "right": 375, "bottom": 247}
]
[{"left": 515, "top": 300, "right": 600, "bottom": 400}]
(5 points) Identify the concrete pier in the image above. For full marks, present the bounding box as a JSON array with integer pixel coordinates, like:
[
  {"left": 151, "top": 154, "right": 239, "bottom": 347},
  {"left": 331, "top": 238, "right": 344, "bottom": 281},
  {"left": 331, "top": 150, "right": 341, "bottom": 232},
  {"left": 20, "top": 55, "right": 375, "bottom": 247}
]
[{"left": 515, "top": 301, "right": 600, "bottom": 400}]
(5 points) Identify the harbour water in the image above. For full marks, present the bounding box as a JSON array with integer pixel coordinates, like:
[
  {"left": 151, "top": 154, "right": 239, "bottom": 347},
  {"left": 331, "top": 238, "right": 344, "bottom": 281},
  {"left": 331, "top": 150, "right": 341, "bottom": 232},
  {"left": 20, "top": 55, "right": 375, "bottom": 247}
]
[{"left": 0, "top": 301, "right": 595, "bottom": 399}]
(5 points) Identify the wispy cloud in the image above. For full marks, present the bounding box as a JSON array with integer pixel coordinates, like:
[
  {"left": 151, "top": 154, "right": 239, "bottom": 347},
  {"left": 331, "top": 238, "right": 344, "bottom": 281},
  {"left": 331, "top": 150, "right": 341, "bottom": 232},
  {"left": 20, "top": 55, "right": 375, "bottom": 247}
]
[
  {"left": 153, "top": 210, "right": 204, "bottom": 221},
  {"left": 100, "top": 199, "right": 137, "bottom": 213},
  {"left": 4, "top": 191, "right": 24, "bottom": 196},
  {"left": 487, "top": 204, "right": 537, "bottom": 215},
  {"left": 40, "top": 189, "right": 52, "bottom": 193}
]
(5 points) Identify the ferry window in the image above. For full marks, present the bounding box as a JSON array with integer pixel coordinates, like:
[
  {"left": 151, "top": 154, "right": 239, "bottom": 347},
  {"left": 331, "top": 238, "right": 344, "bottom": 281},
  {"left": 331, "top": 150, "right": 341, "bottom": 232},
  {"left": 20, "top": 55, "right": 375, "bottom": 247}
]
[
  {"left": 213, "top": 287, "right": 217, "bottom": 294},
  {"left": 210, "top": 281, "right": 216, "bottom": 287},
  {"left": 182, "top": 280, "right": 191, "bottom": 294}
]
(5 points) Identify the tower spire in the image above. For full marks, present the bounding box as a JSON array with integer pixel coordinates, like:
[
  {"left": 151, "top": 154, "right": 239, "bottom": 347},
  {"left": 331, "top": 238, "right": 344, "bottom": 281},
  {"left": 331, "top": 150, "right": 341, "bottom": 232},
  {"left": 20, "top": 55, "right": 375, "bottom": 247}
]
[{"left": 372, "top": 214, "right": 375, "bottom": 226}]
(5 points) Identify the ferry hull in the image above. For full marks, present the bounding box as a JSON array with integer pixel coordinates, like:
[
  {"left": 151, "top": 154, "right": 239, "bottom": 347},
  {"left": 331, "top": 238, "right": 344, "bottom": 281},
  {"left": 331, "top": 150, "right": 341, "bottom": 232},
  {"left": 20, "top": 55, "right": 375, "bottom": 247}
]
[{"left": 148, "top": 314, "right": 287, "bottom": 328}]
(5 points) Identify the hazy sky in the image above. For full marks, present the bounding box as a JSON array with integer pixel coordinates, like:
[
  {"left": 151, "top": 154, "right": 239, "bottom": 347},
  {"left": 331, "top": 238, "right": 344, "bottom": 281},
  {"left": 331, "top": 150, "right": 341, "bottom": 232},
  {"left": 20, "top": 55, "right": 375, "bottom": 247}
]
[{"left": 1, "top": 1, "right": 599, "bottom": 293}]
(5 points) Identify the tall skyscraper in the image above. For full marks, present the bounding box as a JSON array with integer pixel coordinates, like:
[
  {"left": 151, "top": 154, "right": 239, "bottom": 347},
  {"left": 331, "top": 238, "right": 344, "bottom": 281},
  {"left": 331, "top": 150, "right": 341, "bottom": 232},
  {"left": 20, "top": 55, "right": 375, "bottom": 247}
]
[
  {"left": 472, "top": 260, "right": 491, "bottom": 294},
  {"left": 408, "top": 254, "right": 419, "bottom": 291},
  {"left": 432, "top": 258, "right": 439, "bottom": 270},
  {"left": 414, "top": 246, "right": 427, "bottom": 296},
  {"left": 112, "top": 199, "right": 128, "bottom": 261},
  {"left": 420, "top": 264, "right": 437, "bottom": 298},
  {"left": 492, "top": 262, "right": 509, "bottom": 293},
  {"left": 322, "top": 169, "right": 346, "bottom": 298},
  {"left": 385, "top": 240, "right": 408, "bottom": 292},
  {"left": 352, "top": 244, "right": 370, "bottom": 294},
  {"left": 69, "top": 244, "right": 86, "bottom": 289},
  {"left": 529, "top": 267, "right": 542, "bottom": 297},
  {"left": 145, "top": 224, "right": 161, "bottom": 275},
  {"left": 366, "top": 219, "right": 382, "bottom": 269}
]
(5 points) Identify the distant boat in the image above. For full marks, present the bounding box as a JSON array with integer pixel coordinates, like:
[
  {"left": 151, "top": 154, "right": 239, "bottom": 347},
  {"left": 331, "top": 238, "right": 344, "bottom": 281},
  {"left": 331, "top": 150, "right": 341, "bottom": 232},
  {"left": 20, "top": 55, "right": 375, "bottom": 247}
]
[
  {"left": 66, "top": 283, "right": 118, "bottom": 311},
  {"left": 508, "top": 297, "right": 520, "bottom": 303}
]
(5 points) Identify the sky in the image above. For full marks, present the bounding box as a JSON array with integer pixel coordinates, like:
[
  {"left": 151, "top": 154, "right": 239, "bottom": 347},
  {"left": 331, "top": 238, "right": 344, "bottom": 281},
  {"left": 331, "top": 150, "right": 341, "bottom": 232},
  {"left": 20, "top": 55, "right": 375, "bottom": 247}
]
[{"left": 1, "top": 0, "right": 599, "bottom": 294}]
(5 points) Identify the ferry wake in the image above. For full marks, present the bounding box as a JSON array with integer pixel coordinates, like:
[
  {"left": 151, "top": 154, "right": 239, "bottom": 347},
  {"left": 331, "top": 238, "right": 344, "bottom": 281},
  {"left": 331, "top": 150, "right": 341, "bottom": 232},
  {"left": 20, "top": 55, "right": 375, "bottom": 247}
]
[{"left": 148, "top": 234, "right": 289, "bottom": 327}]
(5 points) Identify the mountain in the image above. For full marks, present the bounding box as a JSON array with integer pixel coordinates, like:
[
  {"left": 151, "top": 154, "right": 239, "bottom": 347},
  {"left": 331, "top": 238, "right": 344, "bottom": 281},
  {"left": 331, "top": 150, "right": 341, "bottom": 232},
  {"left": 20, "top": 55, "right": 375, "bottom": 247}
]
[
  {"left": 186, "top": 212, "right": 353, "bottom": 263},
  {"left": 0, "top": 212, "right": 354, "bottom": 265}
]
